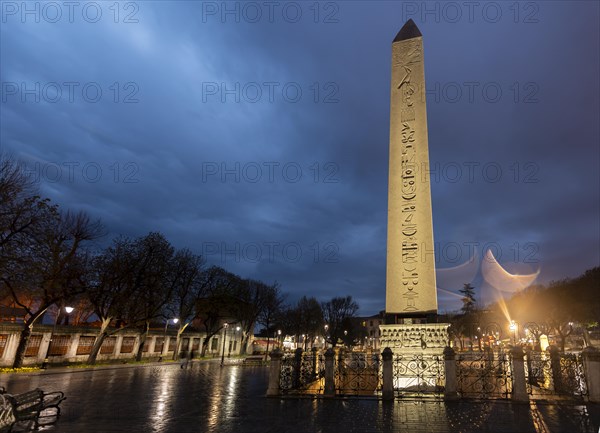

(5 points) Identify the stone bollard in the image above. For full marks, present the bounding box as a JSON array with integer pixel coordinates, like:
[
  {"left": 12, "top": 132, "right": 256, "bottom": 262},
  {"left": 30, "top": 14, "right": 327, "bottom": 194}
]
[
  {"left": 510, "top": 346, "right": 529, "bottom": 402},
  {"left": 443, "top": 346, "right": 458, "bottom": 400},
  {"left": 293, "top": 348, "right": 303, "bottom": 389},
  {"left": 311, "top": 347, "right": 318, "bottom": 379},
  {"left": 548, "top": 345, "right": 562, "bottom": 393},
  {"left": 324, "top": 348, "right": 335, "bottom": 396},
  {"left": 381, "top": 347, "right": 394, "bottom": 401},
  {"left": 582, "top": 346, "right": 600, "bottom": 403},
  {"left": 266, "top": 348, "right": 283, "bottom": 397}
]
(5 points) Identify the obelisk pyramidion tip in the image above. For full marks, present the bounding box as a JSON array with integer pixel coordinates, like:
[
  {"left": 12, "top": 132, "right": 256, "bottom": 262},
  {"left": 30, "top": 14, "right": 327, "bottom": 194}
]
[{"left": 393, "top": 19, "right": 422, "bottom": 42}]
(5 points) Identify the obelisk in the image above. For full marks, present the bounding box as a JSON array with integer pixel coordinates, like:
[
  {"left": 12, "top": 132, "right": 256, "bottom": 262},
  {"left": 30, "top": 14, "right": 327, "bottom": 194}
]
[{"left": 385, "top": 19, "right": 438, "bottom": 322}]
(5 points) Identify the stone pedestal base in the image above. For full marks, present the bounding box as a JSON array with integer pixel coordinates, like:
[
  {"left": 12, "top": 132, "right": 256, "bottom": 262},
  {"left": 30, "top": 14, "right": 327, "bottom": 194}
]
[{"left": 379, "top": 323, "right": 450, "bottom": 355}]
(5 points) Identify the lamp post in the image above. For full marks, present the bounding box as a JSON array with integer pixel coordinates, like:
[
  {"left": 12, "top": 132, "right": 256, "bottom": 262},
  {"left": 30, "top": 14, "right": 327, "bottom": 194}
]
[
  {"left": 324, "top": 324, "right": 329, "bottom": 348},
  {"left": 42, "top": 305, "right": 73, "bottom": 369},
  {"left": 229, "top": 325, "right": 239, "bottom": 358},
  {"left": 220, "top": 323, "right": 229, "bottom": 366},
  {"left": 277, "top": 329, "right": 282, "bottom": 349},
  {"left": 230, "top": 326, "right": 240, "bottom": 356},
  {"left": 171, "top": 318, "right": 180, "bottom": 358}
]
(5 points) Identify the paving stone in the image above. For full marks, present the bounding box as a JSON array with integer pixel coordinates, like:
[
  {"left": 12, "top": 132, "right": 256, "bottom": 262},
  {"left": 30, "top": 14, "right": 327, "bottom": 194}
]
[{"left": 1, "top": 362, "right": 598, "bottom": 432}]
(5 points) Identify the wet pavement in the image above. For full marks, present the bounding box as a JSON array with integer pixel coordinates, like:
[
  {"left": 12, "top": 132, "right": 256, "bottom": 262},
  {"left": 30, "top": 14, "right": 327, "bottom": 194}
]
[{"left": 1, "top": 361, "right": 599, "bottom": 433}]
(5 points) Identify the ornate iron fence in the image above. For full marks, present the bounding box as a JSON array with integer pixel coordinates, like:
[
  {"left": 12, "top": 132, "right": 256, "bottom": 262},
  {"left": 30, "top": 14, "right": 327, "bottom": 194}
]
[
  {"left": 556, "top": 353, "right": 589, "bottom": 398},
  {"left": 273, "top": 346, "right": 593, "bottom": 402},
  {"left": 526, "top": 350, "right": 588, "bottom": 399},
  {"left": 335, "top": 351, "right": 380, "bottom": 396},
  {"left": 526, "top": 350, "right": 554, "bottom": 397},
  {"left": 391, "top": 353, "right": 445, "bottom": 398},
  {"left": 456, "top": 349, "right": 512, "bottom": 399},
  {"left": 278, "top": 350, "right": 324, "bottom": 394}
]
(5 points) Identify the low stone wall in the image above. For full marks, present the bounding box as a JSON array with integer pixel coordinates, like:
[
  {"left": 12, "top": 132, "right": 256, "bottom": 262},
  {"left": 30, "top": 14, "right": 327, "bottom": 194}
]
[{"left": 0, "top": 324, "right": 239, "bottom": 367}]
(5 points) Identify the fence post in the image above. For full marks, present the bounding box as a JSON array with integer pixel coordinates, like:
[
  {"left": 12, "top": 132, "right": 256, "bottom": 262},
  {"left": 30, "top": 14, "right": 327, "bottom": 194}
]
[
  {"left": 443, "top": 346, "right": 458, "bottom": 400},
  {"left": 484, "top": 346, "right": 493, "bottom": 369},
  {"left": 382, "top": 347, "right": 394, "bottom": 401},
  {"left": 510, "top": 346, "right": 529, "bottom": 402},
  {"left": 324, "top": 348, "right": 335, "bottom": 396},
  {"left": 582, "top": 346, "right": 600, "bottom": 403},
  {"left": 337, "top": 347, "right": 345, "bottom": 374},
  {"left": 548, "top": 345, "right": 562, "bottom": 393},
  {"left": 311, "top": 347, "right": 318, "bottom": 379},
  {"left": 525, "top": 347, "right": 534, "bottom": 386},
  {"left": 266, "top": 348, "right": 283, "bottom": 397},
  {"left": 293, "top": 348, "right": 303, "bottom": 389}
]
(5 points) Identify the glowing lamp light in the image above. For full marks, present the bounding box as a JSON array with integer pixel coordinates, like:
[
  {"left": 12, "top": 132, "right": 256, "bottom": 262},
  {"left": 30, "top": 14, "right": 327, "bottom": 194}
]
[
  {"left": 64, "top": 306, "right": 74, "bottom": 314},
  {"left": 173, "top": 318, "right": 179, "bottom": 324}
]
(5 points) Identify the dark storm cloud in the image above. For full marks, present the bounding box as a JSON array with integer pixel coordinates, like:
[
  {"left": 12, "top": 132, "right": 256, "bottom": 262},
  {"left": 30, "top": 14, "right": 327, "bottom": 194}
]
[{"left": 1, "top": 1, "right": 598, "bottom": 315}]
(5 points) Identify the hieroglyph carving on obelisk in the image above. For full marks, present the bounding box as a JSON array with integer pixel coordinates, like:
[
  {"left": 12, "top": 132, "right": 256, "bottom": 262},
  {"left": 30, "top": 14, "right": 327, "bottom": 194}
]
[{"left": 386, "top": 19, "right": 437, "bottom": 316}]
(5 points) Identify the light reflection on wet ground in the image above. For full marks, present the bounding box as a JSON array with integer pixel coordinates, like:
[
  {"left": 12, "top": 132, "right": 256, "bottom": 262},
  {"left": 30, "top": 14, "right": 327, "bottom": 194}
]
[{"left": 2, "top": 362, "right": 599, "bottom": 432}]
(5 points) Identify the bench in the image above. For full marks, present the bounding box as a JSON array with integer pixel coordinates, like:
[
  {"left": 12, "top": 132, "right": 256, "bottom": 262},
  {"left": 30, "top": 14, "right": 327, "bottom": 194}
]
[
  {"left": 3, "top": 389, "right": 66, "bottom": 431},
  {"left": 243, "top": 355, "right": 266, "bottom": 366}
]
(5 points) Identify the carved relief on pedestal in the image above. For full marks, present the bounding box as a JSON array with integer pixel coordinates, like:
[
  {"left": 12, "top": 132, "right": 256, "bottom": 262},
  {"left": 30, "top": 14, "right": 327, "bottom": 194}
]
[{"left": 380, "top": 324, "right": 449, "bottom": 354}]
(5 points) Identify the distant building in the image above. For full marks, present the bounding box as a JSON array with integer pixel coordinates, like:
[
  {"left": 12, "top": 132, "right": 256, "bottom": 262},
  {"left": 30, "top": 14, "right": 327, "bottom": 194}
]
[{"left": 356, "top": 311, "right": 385, "bottom": 350}]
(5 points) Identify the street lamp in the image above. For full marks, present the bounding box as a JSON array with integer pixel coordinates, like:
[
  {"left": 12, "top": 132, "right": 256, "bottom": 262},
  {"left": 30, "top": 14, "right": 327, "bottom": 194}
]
[
  {"left": 163, "top": 317, "right": 178, "bottom": 335},
  {"left": 221, "top": 323, "right": 229, "bottom": 366},
  {"left": 229, "top": 325, "right": 240, "bottom": 358},
  {"left": 230, "top": 326, "right": 240, "bottom": 356},
  {"left": 64, "top": 306, "right": 74, "bottom": 325},
  {"left": 42, "top": 305, "right": 74, "bottom": 369}
]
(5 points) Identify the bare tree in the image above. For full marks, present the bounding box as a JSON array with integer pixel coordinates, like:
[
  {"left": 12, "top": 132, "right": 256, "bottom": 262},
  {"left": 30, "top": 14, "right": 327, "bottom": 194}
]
[
  {"left": 3, "top": 210, "right": 103, "bottom": 368},
  {"left": 85, "top": 236, "right": 138, "bottom": 364},
  {"left": 229, "top": 279, "right": 267, "bottom": 356},
  {"left": 297, "top": 296, "right": 323, "bottom": 349},
  {"left": 275, "top": 296, "right": 323, "bottom": 350},
  {"left": 321, "top": 296, "right": 359, "bottom": 347},
  {"left": 195, "top": 266, "right": 240, "bottom": 357},
  {"left": 127, "top": 233, "right": 176, "bottom": 361},
  {"left": 256, "top": 283, "right": 285, "bottom": 357},
  {"left": 0, "top": 154, "right": 53, "bottom": 287},
  {"left": 551, "top": 320, "right": 573, "bottom": 353},
  {"left": 166, "top": 249, "right": 206, "bottom": 360}
]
